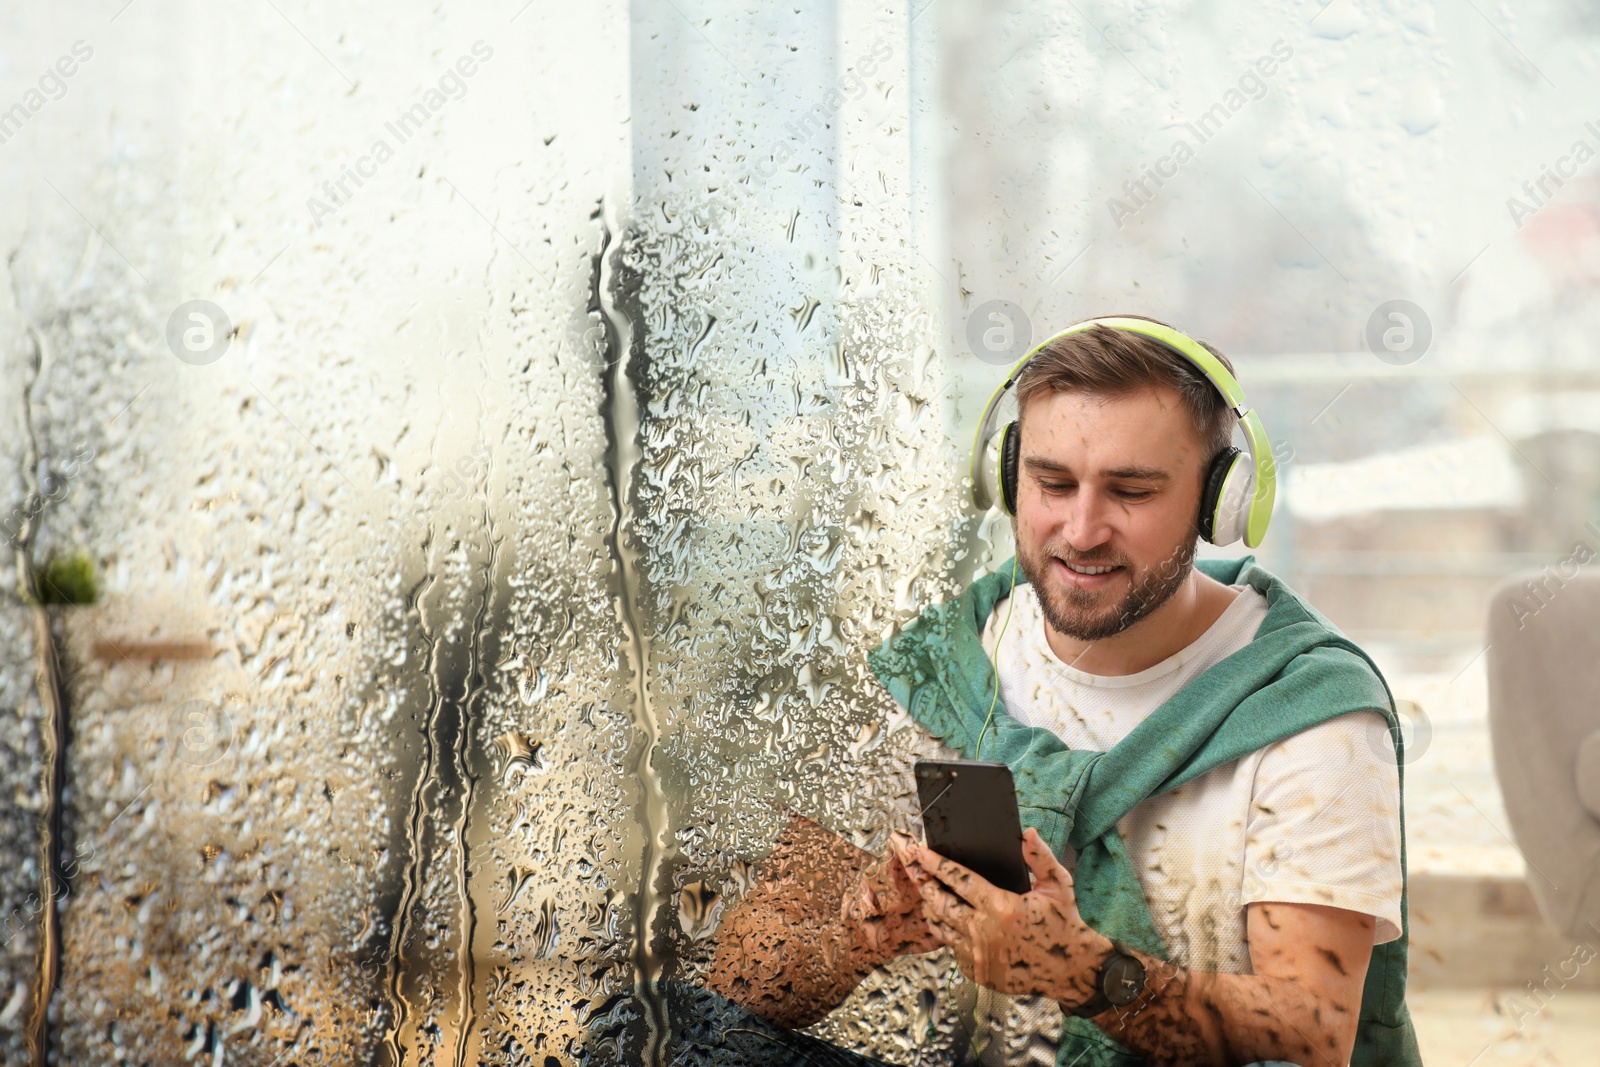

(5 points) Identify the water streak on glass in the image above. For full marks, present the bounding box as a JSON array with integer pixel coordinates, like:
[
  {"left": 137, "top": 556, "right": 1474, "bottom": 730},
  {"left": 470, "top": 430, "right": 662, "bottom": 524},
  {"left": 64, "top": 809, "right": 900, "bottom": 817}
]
[{"left": 594, "top": 197, "right": 673, "bottom": 1059}]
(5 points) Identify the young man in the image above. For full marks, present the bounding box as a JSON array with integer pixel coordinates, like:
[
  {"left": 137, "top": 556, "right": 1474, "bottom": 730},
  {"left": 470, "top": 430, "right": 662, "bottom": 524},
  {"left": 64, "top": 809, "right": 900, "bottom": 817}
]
[{"left": 706, "top": 320, "right": 1418, "bottom": 1067}]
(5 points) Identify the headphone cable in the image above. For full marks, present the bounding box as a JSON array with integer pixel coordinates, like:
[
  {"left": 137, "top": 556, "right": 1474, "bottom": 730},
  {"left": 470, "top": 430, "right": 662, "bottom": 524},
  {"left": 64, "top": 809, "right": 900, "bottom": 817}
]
[{"left": 974, "top": 551, "right": 1019, "bottom": 762}]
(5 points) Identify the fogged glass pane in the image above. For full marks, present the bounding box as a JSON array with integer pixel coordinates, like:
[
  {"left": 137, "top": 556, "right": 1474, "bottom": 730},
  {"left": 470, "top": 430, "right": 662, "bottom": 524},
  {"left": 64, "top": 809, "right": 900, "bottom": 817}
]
[
  {"left": 2, "top": 0, "right": 647, "bottom": 1061},
  {"left": 2, "top": 0, "right": 960, "bottom": 1060}
]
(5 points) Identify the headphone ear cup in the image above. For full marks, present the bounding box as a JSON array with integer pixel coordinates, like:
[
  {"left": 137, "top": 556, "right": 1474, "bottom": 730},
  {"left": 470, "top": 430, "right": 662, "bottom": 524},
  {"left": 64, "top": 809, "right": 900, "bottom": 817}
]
[
  {"left": 1198, "top": 447, "right": 1244, "bottom": 544},
  {"left": 1000, "top": 421, "right": 1021, "bottom": 516}
]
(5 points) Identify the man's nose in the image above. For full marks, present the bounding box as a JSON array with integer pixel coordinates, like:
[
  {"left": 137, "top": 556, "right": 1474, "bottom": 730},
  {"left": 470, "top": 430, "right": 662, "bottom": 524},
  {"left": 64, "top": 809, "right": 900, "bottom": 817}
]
[{"left": 1061, "top": 487, "right": 1114, "bottom": 550}]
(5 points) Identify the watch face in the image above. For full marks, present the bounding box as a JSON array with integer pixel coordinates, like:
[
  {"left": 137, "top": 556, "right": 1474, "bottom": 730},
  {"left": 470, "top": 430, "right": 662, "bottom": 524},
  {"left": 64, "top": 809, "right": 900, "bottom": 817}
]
[{"left": 1103, "top": 955, "right": 1146, "bottom": 1006}]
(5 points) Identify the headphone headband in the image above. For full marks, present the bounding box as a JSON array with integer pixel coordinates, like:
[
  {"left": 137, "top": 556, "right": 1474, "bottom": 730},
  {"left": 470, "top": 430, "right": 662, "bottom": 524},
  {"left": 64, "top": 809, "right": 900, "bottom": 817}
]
[{"left": 968, "top": 316, "right": 1277, "bottom": 548}]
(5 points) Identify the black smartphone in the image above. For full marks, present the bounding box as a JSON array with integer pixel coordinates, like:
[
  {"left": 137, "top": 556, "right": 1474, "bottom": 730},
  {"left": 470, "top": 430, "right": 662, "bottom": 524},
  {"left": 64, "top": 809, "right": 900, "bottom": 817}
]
[{"left": 914, "top": 759, "right": 1031, "bottom": 895}]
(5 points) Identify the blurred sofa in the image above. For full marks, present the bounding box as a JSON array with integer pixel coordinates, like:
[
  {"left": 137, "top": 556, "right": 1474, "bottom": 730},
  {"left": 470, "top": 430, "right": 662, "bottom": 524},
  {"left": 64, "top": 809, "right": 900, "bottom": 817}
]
[{"left": 1486, "top": 569, "right": 1600, "bottom": 939}]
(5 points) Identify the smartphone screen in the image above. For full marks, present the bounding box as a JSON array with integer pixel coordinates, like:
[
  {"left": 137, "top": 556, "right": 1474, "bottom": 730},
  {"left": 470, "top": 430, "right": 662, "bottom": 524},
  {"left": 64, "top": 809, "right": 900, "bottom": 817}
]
[{"left": 915, "top": 759, "right": 1031, "bottom": 895}]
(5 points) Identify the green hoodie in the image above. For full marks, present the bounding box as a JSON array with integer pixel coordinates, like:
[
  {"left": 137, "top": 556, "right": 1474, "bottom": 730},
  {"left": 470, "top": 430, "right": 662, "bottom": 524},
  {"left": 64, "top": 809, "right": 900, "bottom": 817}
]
[{"left": 866, "top": 556, "right": 1421, "bottom": 1067}]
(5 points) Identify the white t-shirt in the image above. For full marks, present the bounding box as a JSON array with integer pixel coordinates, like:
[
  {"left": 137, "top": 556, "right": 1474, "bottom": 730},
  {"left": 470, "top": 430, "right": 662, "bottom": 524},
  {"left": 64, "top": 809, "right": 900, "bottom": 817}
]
[{"left": 978, "top": 581, "right": 1404, "bottom": 974}]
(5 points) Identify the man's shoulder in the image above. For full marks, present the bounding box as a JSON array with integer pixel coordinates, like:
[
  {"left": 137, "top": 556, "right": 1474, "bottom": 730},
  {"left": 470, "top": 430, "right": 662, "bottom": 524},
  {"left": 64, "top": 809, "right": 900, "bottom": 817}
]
[
  {"left": 1202, "top": 557, "right": 1388, "bottom": 685},
  {"left": 1200, "top": 555, "right": 1350, "bottom": 640}
]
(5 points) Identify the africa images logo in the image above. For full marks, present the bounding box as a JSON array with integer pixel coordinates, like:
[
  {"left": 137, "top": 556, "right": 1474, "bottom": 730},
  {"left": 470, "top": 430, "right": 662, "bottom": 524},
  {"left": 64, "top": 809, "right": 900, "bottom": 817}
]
[
  {"left": 0, "top": 40, "right": 93, "bottom": 149},
  {"left": 1505, "top": 116, "right": 1600, "bottom": 228}
]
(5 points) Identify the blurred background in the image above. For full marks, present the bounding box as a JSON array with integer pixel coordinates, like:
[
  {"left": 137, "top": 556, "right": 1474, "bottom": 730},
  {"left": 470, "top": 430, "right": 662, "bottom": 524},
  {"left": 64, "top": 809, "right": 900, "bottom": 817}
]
[{"left": 1, "top": 0, "right": 1598, "bottom": 1063}]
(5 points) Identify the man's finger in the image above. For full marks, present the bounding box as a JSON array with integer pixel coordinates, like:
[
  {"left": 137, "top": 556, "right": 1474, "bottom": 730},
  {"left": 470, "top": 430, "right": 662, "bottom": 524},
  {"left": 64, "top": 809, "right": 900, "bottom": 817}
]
[
  {"left": 891, "top": 844, "right": 930, "bottom": 882},
  {"left": 847, "top": 872, "right": 885, "bottom": 923},
  {"left": 918, "top": 877, "right": 971, "bottom": 925},
  {"left": 905, "top": 841, "right": 996, "bottom": 908},
  {"left": 1021, "top": 827, "right": 1073, "bottom": 893},
  {"left": 888, "top": 832, "right": 919, "bottom": 868},
  {"left": 926, "top": 915, "right": 959, "bottom": 944},
  {"left": 892, "top": 855, "right": 926, "bottom": 894}
]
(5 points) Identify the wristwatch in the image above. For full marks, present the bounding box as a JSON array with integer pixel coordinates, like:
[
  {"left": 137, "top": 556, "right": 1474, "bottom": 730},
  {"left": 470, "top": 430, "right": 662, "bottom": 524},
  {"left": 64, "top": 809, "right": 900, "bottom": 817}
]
[{"left": 1069, "top": 940, "right": 1147, "bottom": 1017}]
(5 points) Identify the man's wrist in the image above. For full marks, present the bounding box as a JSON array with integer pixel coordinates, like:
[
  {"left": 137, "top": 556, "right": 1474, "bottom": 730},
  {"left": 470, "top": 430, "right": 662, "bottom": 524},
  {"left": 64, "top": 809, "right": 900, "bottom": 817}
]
[
  {"left": 1084, "top": 930, "right": 1117, "bottom": 972},
  {"left": 1057, "top": 930, "right": 1117, "bottom": 1012},
  {"left": 1092, "top": 949, "right": 1184, "bottom": 1030}
]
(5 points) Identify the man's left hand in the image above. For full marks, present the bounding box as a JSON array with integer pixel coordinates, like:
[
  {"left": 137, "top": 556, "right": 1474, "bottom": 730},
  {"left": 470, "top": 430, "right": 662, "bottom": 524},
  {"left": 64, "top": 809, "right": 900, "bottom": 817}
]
[{"left": 892, "top": 828, "right": 1113, "bottom": 1007}]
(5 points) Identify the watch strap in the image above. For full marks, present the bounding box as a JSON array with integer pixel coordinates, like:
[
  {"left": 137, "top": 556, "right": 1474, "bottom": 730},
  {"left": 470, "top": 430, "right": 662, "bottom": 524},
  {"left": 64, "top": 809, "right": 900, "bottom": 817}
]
[
  {"left": 1068, "top": 940, "right": 1144, "bottom": 1018},
  {"left": 1068, "top": 988, "right": 1113, "bottom": 1019}
]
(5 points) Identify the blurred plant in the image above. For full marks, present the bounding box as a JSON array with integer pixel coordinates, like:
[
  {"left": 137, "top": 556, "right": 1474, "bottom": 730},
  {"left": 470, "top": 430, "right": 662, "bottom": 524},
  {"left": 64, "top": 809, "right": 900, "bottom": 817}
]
[{"left": 34, "top": 551, "right": 96, "bottom": 605}]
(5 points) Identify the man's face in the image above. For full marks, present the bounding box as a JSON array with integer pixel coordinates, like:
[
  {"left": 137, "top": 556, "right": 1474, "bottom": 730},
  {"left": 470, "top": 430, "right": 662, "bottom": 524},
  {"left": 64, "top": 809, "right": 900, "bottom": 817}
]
[{"left": 1013, "top": 387, "right": 1209, "bottom": 642}]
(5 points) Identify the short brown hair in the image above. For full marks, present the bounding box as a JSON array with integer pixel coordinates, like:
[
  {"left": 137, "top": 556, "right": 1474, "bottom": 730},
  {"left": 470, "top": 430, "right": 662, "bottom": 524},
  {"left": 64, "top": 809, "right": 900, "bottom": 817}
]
[{"left": 1014, "top": 315, "right": 1237, "bottom": 459}]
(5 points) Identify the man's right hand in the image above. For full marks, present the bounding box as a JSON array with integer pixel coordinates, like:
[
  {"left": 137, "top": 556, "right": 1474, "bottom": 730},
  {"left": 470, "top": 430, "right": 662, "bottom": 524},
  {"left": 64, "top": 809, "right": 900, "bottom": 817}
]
[
  {"left": 709, "top": 816, "right": 936, "bottom": 1029},
  {"left": 843, "top": 831, "right": 941, "bottom": 964}
]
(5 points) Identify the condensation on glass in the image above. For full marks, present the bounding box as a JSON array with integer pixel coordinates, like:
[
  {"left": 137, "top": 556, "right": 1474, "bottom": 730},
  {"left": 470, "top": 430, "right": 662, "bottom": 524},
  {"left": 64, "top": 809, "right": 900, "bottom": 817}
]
[{"left": 0, "top": 2, "right": 965, "bottom": 1064}]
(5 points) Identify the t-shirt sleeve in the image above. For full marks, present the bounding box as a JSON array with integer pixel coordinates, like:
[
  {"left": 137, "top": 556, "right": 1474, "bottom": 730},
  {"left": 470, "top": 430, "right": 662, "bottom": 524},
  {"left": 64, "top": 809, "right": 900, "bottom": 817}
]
[{"left": 1241, "top": 709, "right": 1404, "bottom": 945}]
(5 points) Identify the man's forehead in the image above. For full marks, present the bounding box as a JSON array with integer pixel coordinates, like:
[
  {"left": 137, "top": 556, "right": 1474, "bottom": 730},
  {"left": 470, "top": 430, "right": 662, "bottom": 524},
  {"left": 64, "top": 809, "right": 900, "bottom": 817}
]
[
  {"left": 1020, "top": 383, "right": 1186, "bottom": 424},
  {"left": 1019, "top": 387, "right": 1201, "bottom": 464}
]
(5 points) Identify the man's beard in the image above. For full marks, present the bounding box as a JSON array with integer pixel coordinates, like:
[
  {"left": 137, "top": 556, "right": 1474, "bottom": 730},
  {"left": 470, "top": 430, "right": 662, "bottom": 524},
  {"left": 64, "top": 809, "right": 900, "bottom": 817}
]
[{"left": 1016, "top": 535, "right": 1196, "bottom": 642}]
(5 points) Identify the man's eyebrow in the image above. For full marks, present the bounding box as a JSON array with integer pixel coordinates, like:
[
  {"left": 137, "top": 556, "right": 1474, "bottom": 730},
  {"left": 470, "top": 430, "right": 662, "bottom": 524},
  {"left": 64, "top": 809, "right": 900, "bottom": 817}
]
[{"left": 1021, "top": 456, "right": 1171, "bottom": 482}]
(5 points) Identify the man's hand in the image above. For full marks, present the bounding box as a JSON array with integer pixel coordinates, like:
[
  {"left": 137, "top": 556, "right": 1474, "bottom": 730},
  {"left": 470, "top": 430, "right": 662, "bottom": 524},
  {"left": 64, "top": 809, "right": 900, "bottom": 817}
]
[
  {"left": 895, "top": 828, "right": 1112, "bottom": 1007},
  {"left": 843, "top": 831, "right": 941, "bottom": 964},
  {"left": 709, "top": 814, "right": 937, "bottom": 1030},
  {"left": 899, "top": 829, "right": 1377, "bottom": 1066}
]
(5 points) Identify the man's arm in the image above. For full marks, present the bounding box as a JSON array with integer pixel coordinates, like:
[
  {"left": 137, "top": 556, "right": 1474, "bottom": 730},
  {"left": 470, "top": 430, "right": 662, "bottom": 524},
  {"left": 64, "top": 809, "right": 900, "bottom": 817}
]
[
  {"left": 1093, "top": 901, "right": 1372, "bottom": 1067},
  {"left": 706, "top": 813, "right": 936, "bottom": 1029},
  {"left": 904, "top": 829, "right": 1374, "bottom": 1067}
]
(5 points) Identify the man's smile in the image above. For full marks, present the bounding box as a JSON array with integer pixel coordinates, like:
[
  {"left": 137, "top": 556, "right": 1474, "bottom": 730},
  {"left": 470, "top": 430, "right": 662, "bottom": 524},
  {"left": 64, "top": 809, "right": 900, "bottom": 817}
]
[{"left": 1051, "top": 556, "right": 1128, "bottom": 590}]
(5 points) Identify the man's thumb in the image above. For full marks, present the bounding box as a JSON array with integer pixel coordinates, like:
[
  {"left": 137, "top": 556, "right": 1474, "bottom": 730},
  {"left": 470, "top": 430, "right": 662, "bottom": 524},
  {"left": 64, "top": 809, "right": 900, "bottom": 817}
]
[{"left": 1021, "top": 827, "right": 1071, "bottom": 891}]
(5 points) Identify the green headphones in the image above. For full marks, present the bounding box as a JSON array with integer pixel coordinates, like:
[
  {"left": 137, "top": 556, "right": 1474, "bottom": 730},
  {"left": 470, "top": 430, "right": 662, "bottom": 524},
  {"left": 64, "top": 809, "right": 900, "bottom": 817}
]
[{"left": 969, "top": 316, "right": 1277, "bottom": 548}]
